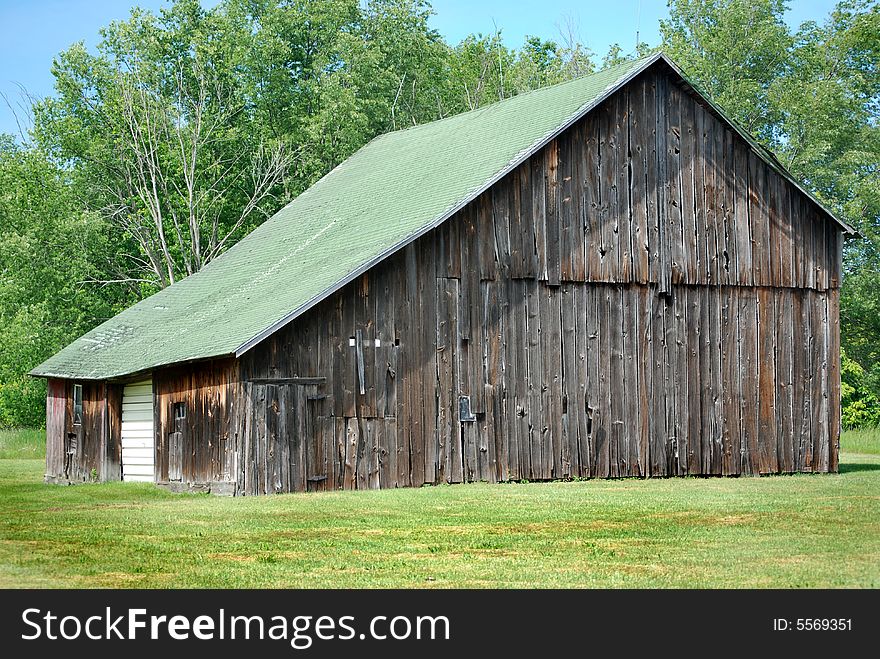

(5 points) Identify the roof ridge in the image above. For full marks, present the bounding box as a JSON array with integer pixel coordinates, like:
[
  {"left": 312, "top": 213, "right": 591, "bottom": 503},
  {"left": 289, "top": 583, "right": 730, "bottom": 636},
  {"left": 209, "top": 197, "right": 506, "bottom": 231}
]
[{"left": 372, "top": 53, "right": 658, "bottom": 142}]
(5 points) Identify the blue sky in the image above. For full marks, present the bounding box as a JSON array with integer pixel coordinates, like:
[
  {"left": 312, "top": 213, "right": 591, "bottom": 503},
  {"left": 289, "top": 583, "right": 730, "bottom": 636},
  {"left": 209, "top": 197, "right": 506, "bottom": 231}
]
[{"left": 0, "top": 0, "right": 839, "bottom": 137}]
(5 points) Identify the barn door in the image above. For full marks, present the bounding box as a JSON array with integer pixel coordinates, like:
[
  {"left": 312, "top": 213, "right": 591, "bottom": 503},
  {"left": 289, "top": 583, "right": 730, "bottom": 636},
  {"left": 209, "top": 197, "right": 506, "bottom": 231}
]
[
  {"left": 121, "top": 379, "right": 154, "bottom": 482},
  {"left": 167, "top": 401, "right": 186, "bottom": 482},
  {"left": 263, "top": 382, "right": 324, "bottom": 493}
]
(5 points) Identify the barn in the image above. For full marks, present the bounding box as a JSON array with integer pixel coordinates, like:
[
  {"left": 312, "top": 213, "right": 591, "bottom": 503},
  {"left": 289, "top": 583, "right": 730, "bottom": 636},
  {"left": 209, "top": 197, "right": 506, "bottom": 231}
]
[{"left": 31, "top": 52, "right": 854, "bottom": 495}]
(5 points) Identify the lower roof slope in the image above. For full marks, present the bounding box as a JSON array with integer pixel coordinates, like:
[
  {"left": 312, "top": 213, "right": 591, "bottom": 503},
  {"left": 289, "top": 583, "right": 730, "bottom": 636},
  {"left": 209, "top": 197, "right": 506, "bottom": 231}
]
[{"left": 31, "top": 53, "right": 852, "bottom": 381}]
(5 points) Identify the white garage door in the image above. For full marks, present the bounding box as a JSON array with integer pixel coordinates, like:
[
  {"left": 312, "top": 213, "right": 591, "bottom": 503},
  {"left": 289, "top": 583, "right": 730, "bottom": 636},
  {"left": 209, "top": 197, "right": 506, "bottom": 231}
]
[{"left": 122, "top": 379, "right": 154, "bottom": 482}]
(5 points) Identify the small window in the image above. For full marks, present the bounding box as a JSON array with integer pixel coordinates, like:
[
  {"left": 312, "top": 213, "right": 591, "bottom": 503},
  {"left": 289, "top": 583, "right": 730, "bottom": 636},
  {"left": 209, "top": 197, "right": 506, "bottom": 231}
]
[
  {"left": 73, "top": 384, "right": 83, "bottom": 426},
  {"left": 173, "top": 402, "right": 187, "bottom": 420}
]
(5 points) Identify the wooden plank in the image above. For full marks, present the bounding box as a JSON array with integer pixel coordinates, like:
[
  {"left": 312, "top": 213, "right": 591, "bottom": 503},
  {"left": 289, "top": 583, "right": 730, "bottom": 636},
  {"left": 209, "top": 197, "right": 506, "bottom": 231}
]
[
  {"left": 828, "top": 222, "right": 841, "bottom": 289},
  {"left": 598, "top": 98, "right": 617, "bottom": 283},
  {"left": 649, "top": 289, "right": 669, "bottom": 476},
  {"left": 696, "top": 286, "right": 711, "bottom": 473},
  {"left": 559, "top": 130, "right": 573, "bottom": 282},
  {"left": 756, "top": 288, "right": 778, "bottom": 473},
  {"left": 722, "top": 127, "right": 738, "bottom": 285},
  {"left": 655, "top": 74, "right": 671, "bottom": 293},
  {"left": 775, "top": 291, "right": 795, "bottom": 473},
  {"left": 721, "top": 287, "right": 741, "bottom": 475},
  {"left": 673, "top": 284, "right": 689, "bottom": 476},
  {"left": 526, "top": 280, "right": 544, "bottom": 479},
  {"left": 573, "top": 285, "right": 591, "bottom": 477},
  {"left": 702, "top": 105, "right": 719, "bottom": 286},
  {"left": 596, "top": 284, "right": 613, "bottom": 477},
  {"left": 560, "top": 284, "right": 579, "bottom": 478},
  {"left": 678, "top": 87, "right": 698, "bottom": 283},
  {"left": 812, "top": 290, "right": 829, "bottom": 472},
  {"left": 663, "top": 284, "right": 679, "bottom": 475},
  {"left": 790, "top": 290, "right": 807, "bottom": 470},
  {"left": 714, "top": 117, "right": 731, "bottom": 286},
  {"left": 481, "top": 384, "right": 497, "bottom": 482},
  {"left": 546, "top": 139, "right": 561, "bottom": 286},
  {"left": 266, "top": 383, "right": 280, "bottom": 492},
  {"left": 665, "top": 83, "right": 684, "bottom": 286},
  {"left": 827, "top": 288, "right": 841, "bottom": 472},
  {"left": 492, "top": 183, "right": 512, "bottom": 279},
  {"left": 519, "top": 162, "right": 539, "bottom": 278},
  {"left": 478, "top": 193, "right": 497, "bottom": 280},
  {"left": 483, "top": 279, "right": 506, "bottom": 481},
  {"left": 733, "top": 141, "right": 752, "bottom": 285},
  {"left": 750, "top": 152, "right": 771, "bottom": 287},
  {"left": 568, "top": 123, "right": 586, "bottom": 281},
  {"left": 584, "top": 285, "right": 601, "bottom": 477},
  {"left": 436, "top": 277, "right": 459, "bottom": 484},
  {"left": 615, "top": 88, "right": 633, "bottom": 283},
  {"left": 418, "top": 239, "right": 438, "bottom": 484},
  {"left": 343, "top": 416, "right": 358, "bottom": 490},
  {"left": 621, "top": 284, "right": 641, "bottom": 476},
  {"left": 644, "top": 77, "right": 661, "bottom": 285},
  {"left": 685, "top": 287, "right": 702, "bottom": 474},
  {"left": 542, "top": 284, "right": 564, "bottom": 478},
  {"left": 341, "top": 287, "right": 357, "bottom": 417},
  {"left": 532, "top": 157, "right": 548, "bottom": 281},
  {"left": 503, "top": 279, "right": 520, "bottom": 480},
  {"left": 444, "top": 216, "right": 461, "bottom": 279},
  {"left": 583, "top": 112, "right": 602, "bottom": 281},
  {"left": 507, "top": 169, "right": 524, "bottom": 279},
  {"left": 608, "top": 285, "right": 624, "bottom": 478},
  {"left": 368, "top": 418, "right": 381, "bottom": 489},
  {"left": 628, "top": 77, "right": 650, "bottom": 284},
  {"left": 692, "top": 104, "right": 708, "bottom": 285}
]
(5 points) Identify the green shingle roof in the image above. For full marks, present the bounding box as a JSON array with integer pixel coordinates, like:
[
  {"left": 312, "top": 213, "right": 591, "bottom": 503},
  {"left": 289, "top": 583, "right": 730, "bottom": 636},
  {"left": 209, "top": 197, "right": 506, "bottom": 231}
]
[{"left": 30, "top": 53, "right": 852, "bottom": 381}]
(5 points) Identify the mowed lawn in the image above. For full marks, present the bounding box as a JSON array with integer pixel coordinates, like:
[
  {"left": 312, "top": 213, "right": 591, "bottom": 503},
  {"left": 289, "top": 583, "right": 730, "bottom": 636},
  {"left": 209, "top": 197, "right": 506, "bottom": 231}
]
[{"left": 0, "top": 429, "right": 878, "bottom": 588}]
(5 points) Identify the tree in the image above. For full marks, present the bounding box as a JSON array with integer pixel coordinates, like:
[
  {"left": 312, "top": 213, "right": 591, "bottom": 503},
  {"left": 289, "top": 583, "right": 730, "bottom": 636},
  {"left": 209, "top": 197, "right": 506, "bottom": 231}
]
[
  {"left": 34, "top": 1, "right": 295, "bottom": 289},
  {"left": 0, "top": 139, "right": 123, "bottom": 426},
  {"left": 661, "top": 0, "right": 792, "bottom": 139}
]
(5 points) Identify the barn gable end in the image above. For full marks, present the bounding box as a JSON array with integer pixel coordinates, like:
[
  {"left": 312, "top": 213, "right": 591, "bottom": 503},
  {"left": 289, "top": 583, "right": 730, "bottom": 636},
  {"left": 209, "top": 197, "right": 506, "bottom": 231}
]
[{"left": 37, "top": 55, "right": 845, "bottom": 493}]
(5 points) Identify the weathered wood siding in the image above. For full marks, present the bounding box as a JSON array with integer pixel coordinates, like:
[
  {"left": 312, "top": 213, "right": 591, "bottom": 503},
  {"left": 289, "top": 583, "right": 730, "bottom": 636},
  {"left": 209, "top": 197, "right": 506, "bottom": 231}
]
[
  {"left": 44, "top": 379, "right": 123, "bottom": 483},
  {"left": 231, "top": 64, "right": 842, "bottom": 494},
  {"left": 153, "top": 360, "right": 237, "bottom": 493}
]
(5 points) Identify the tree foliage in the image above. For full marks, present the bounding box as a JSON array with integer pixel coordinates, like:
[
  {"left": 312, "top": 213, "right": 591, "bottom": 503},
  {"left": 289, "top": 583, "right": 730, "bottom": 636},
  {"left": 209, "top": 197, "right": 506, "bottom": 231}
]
[{"left": 0, "top": 139, "right": 124, "bottom": 425}]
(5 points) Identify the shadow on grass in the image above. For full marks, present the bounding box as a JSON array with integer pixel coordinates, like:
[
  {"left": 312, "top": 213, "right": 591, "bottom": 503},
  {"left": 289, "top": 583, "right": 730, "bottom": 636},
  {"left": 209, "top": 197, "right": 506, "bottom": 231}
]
[{"left": 839, "top": 462, "right": 880, "bottom": 474}]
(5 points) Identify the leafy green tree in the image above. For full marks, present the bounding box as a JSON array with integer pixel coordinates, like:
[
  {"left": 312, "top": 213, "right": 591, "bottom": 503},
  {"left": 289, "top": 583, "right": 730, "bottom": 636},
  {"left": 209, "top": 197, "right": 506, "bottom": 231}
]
[
  {"left": 35, "top": 0, "right": 293, "bottom": 289},
  {"left": 0, "top": 139, "right": 125, "bottom": 426},
  {"left": 661, "top": 0, "right": 791, "bottom": 138}
]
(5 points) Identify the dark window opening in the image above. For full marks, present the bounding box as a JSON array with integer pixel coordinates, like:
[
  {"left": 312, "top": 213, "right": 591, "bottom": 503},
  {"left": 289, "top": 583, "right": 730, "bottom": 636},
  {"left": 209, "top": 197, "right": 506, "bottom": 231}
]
[
  {"left": 173, "top": 402, "right": 187, "bottom": 420},
  {"left": 73, "top": 384, "right": 83, "bottom": 426}
]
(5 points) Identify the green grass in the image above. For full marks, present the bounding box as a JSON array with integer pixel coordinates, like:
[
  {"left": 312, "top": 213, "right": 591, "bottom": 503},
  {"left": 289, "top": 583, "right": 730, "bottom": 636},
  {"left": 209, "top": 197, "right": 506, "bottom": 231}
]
[
  {"left": 0, "top": 429, "right": 877, "bottom": 588},
  {"left": 0, "top": 428, "right": 46, "bottom": 460},
  {"left": 840, "top": 425, "right": 880, "bottom": 455}
]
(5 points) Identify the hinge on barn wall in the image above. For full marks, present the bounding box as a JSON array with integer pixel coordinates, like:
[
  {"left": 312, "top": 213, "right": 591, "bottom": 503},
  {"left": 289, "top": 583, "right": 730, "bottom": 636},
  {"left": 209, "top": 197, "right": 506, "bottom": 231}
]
[
  {"left": 459, "top": 395, "right": 476, "bottom": 422},
  {"left": 355, "top": 329, "right": 366, "bottom": 395}
]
